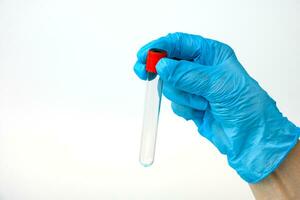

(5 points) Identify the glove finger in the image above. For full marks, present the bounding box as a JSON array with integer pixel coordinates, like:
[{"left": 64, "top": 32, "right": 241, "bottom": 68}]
[
  {"left": 171, "top": 102, "right": 204, "bottom": 121},
  {"left": 133, "top": 61, "right": 147, "bottom": 80},
  {"left": 163, "top": 82, "right": 208, "bottom": 111},
  {"left": 156, "top": 58, "right": 216, "bottom": 98},
  {"left": 136, "top": 32, "right": 208, "bottom": 64}
]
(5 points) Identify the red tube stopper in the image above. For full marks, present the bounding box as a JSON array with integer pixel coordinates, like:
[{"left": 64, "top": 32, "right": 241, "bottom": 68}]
[{"left": 146, "top": 48, "right": 167, "bottom": 73}]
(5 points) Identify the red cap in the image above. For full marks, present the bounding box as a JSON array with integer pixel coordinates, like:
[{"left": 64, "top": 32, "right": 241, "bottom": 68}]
[{"left": 145, "top": 48, "right": 167, "bottom": 73}]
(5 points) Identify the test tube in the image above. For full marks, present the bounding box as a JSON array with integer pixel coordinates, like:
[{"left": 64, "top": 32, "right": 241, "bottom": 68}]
[{"left": 139, "top": 48, "right": 167, "bottom": 167}]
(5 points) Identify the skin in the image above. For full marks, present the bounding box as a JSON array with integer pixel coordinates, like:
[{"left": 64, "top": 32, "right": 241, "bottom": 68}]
[{"left": 250, "top": 142, "right": 300, "bottom": 200}]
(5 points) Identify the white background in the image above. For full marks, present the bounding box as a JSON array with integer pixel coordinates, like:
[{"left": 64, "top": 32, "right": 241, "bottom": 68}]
[{"left": 0, "top": 0, "right": 299, "bottom": 199}]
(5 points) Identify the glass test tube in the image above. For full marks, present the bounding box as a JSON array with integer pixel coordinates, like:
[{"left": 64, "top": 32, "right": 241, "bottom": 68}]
[
  {"left": 139, "top": 73, "right": 162, "bottom": 166},
  {"left": 139, "top": 49, "right": 167, "bottom": 167}
]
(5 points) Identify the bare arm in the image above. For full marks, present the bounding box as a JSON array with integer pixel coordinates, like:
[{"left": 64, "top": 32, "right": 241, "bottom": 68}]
[{"left": 250, "top": 141, "right": 300, "bottom": 200}]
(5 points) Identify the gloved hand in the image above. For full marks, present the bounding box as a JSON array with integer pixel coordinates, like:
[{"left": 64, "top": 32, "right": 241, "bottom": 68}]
[{"left": 133, "top": 32, "right": 300, "bottom": 183}]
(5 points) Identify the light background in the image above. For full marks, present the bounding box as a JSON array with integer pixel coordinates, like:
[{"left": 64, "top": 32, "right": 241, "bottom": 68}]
[{"left": 0, "top": 0, "right": 299, "bottom": 199}]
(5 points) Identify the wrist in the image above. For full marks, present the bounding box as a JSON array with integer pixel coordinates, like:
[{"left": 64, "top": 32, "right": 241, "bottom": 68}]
[{"left": 250, "top": 141, "right": 300, "bottom": 199}]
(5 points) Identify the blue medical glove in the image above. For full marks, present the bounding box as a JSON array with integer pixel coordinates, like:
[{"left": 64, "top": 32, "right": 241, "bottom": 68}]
[{"left": 133, "top": 32, "right": 300, "bottom": 183}]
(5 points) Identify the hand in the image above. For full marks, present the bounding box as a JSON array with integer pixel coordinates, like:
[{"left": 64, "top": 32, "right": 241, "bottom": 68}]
[{"left": 133, "top": 32, "right": 300, "bottom": 183}]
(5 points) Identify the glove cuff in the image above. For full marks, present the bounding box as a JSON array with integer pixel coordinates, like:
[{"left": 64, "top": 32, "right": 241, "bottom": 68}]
[{"left": 230, "top": 122, "right": 300, "bottom": 183}]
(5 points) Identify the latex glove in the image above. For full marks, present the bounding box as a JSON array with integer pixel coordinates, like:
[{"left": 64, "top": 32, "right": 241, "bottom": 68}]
[{"left": 133, "top": 32, "right": 300, "bottom": 183}]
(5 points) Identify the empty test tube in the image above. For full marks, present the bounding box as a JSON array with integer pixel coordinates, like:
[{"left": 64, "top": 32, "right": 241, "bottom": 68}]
[{"left": 139, "top": 48, "right": 167, "bottom": 167}]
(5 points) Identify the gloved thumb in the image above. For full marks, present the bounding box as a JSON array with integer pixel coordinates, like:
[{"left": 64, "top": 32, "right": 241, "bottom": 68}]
[{"left": 156, "top": 58, "right": 215, "bottom": 98}]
